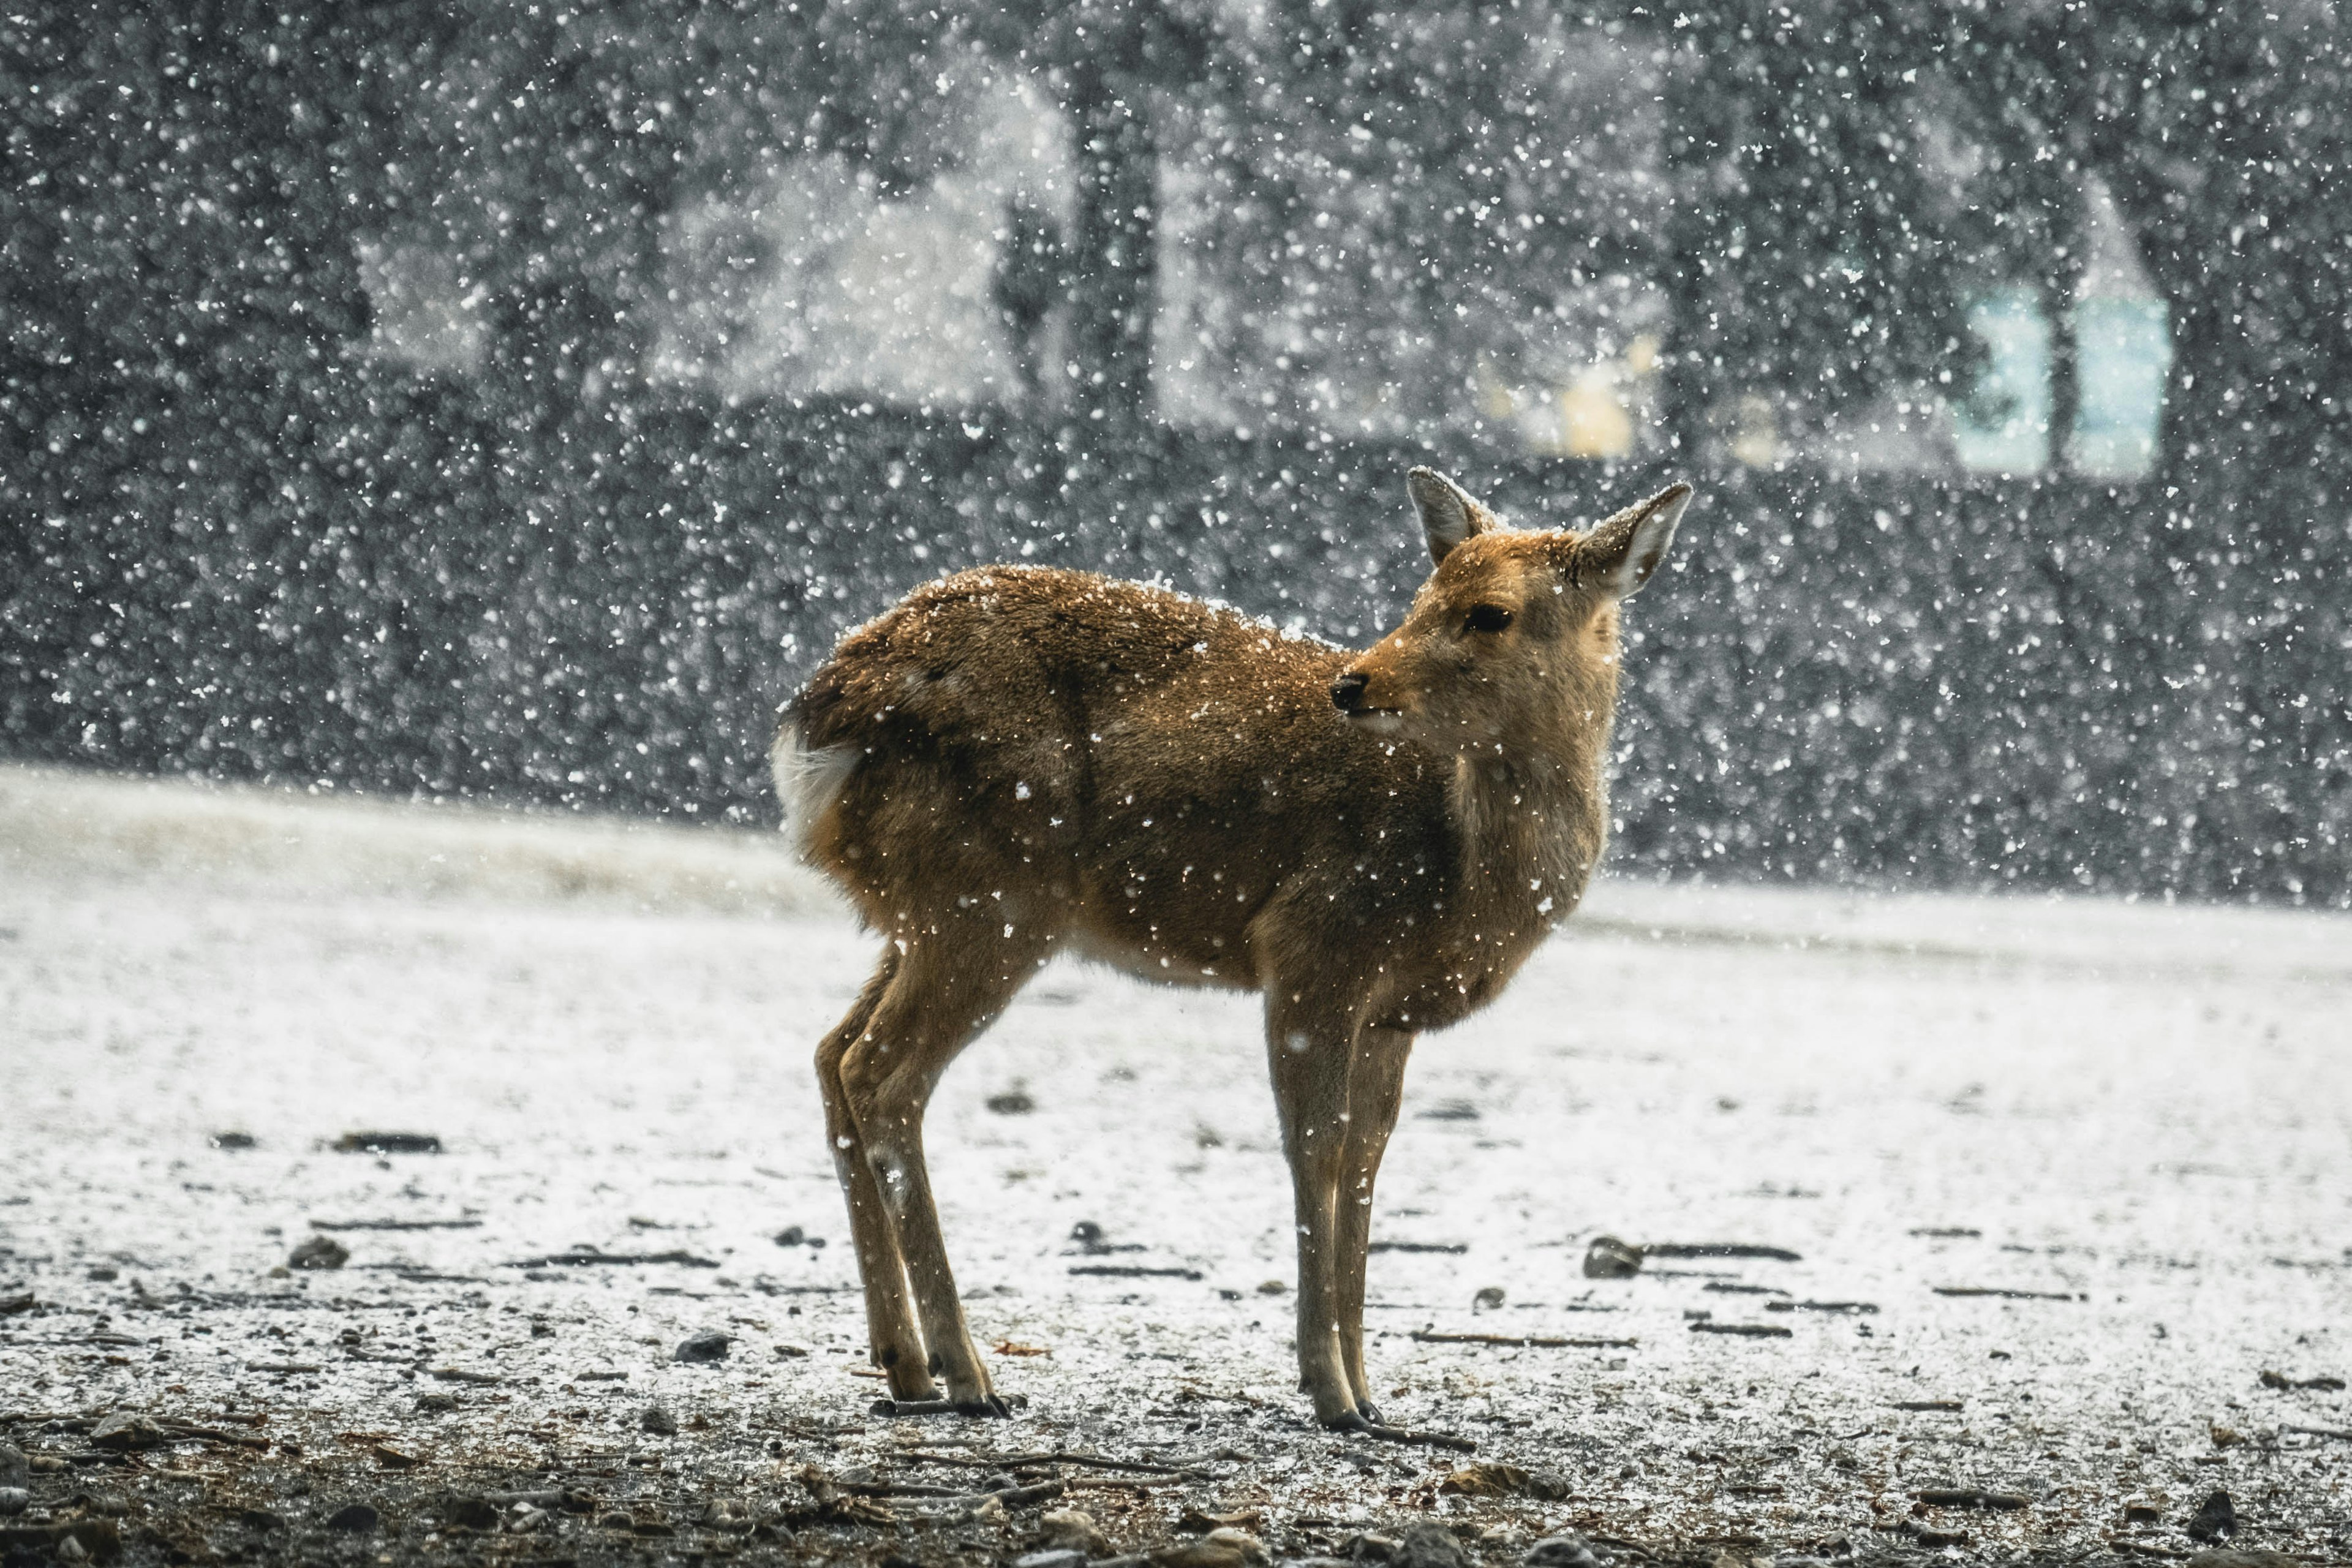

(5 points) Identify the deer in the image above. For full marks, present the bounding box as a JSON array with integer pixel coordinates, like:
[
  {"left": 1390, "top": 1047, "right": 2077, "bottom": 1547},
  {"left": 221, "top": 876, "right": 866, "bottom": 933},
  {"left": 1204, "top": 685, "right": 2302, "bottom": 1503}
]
[{"left": 774, "top": 467, "right": 1692, "bottom": 1441}]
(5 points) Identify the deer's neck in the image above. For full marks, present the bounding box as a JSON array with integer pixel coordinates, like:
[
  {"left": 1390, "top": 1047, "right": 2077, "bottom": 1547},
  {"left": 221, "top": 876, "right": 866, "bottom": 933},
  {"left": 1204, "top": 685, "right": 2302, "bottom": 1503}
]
[{"left": 1447, "top": 706, "right": 1613, "bottom": 935}]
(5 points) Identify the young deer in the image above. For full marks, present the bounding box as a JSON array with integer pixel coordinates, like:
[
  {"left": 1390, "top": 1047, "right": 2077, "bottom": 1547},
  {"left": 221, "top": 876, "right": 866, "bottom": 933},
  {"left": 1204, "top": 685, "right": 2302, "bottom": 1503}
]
[{"left": 776, "top": 468, "right": 1692, "bottom": 1438}]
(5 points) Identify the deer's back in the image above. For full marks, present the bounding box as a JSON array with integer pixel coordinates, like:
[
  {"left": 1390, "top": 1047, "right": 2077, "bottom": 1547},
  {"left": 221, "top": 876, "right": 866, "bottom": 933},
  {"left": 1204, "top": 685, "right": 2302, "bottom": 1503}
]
[{"left": 790, "top": 565, "right": 1456, "bottom": 980}]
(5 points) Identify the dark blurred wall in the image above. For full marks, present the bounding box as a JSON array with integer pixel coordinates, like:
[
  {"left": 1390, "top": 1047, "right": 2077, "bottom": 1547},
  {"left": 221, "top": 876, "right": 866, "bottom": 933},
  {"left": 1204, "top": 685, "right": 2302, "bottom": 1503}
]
[{"left": 2, "top": 2, "right": 2346, "bottom": 903}]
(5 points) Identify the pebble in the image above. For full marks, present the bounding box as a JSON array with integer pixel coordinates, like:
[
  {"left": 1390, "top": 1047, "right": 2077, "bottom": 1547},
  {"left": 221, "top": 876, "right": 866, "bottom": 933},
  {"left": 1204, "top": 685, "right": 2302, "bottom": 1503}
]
[
  {"left": 1472, "top": 1286, "right": 1506, "bottom": 1310},
  {"left": 89, "top": 1412, "right": 168, "bottom": 1451},
  {"left": 1583, "top": 1236, "right": 1644, "bottom": 1278},
  {"left": 1436, "top": 1463, "right": 1569, "bottom": 1501},
  {"left": 987, "top": 1087, "right": 1037, "bottom": 1115},
  {"left": 288, "top": 1234, "right": 349, "bottom": 1270},
  {"left": 414, "top": 1393, "right": 459, "bottom": 1413},
  {"left": 674, "top": 1330, "right": 731, "bottom": 1363},
  {"left": 641, "top": 1404, "right": 679, "bottom": 1436},
  {"left": 0, "top": 1488, "right": 29, "bottom": 1517},
  {"left": 441, "top": 1495, "right": 500, "bottom": 1531},
  {"left": 325, "top": 1502, "right": 380, "bottom": 1533},
  {"left": 2187, "top": 1490, "right": 2236, "bottom": 1544},
  {"left": 1394, "top": 1523, "right": 1471, "bottom": 1568},
  {"left": 1039, "top": 1508, "right": 1110, "bottom": 1556},
  {"left": 1523, "top": 1537, "right": 1603, "bottom": 1568},
  {"left": 209, "top": 1132, "right": 255, "bottom": 1150}
]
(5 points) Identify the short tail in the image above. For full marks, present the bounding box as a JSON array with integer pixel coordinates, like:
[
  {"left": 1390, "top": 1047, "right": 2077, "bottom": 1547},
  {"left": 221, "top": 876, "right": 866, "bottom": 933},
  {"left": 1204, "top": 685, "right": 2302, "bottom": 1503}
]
[{"left": 770, "top": 707, "right": 859, "bottom": 864}]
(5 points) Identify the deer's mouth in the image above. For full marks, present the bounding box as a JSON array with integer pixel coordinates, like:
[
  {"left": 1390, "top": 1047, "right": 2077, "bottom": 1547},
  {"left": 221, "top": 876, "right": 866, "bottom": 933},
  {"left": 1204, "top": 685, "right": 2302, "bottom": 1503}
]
[{"left": 1342, "top": 707, "right": 1408, "bottom": 736}]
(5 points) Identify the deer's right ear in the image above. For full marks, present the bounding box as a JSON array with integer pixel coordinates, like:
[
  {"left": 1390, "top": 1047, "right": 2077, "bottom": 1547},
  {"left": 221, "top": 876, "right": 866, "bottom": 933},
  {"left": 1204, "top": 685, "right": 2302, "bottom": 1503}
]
[{"left": 1407, "top": 467, "right": 1497, "bottom": 565}]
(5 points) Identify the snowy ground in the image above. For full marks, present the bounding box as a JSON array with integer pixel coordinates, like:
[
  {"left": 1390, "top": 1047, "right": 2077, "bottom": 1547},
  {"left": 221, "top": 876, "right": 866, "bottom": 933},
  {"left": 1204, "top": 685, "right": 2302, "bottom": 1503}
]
[{"left": 2, "top": 761, "right": 2348, "bottom": 1567}]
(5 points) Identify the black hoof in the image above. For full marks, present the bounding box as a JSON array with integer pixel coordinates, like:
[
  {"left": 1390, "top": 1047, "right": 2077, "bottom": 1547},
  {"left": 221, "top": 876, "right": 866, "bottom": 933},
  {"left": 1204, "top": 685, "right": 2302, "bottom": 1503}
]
[
  {"left": 1357, "top": 1400, "right": 1384, "bottom": 1425},
  {"left": 869, "top": 1397, "right": 957, "bottom": 1417},
  {"left": 953, "top": 1393, "right": 1014, "bottom": 1419}
]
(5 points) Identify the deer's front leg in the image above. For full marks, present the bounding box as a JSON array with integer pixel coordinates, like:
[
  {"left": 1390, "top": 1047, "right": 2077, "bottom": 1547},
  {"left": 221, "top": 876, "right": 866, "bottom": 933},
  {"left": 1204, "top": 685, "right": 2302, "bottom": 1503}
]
[
  {"left": 1265, "top": 995, "right": 1362, "bottom": 1428},
  {"left": 1335, "top": 1025, "right": 1414, "bottom": 1422}
]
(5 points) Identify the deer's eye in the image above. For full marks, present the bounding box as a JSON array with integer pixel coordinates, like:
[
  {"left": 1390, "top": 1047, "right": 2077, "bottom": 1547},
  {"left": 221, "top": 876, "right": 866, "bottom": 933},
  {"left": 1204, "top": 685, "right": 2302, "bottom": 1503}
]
[{"left": 1464, "top": 604, "right": 1514, "bottom": 635}]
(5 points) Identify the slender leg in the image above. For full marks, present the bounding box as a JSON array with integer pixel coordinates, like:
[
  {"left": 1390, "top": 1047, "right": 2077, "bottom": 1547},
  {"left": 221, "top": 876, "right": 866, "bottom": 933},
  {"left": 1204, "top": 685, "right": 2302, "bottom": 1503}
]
[
  {"left": 1335, "top": 1025, "right": 1414, "bottom": 1420},
  {"left": 1264, "top": 990, "right": 1363, "bottom": 1427},
  {"left": 840, "top": 918, "right": 1046, "bottom": 1414},
  {"left": 815, "top": 949, "right": 935, "bottom": 1400}
]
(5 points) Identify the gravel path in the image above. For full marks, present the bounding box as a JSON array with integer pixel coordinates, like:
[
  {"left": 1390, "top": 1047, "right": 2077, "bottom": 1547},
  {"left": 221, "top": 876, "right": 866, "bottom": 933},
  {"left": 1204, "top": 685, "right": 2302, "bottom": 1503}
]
[{"left": 2, "top": 764, "right": 2348, "bottom": 1567}]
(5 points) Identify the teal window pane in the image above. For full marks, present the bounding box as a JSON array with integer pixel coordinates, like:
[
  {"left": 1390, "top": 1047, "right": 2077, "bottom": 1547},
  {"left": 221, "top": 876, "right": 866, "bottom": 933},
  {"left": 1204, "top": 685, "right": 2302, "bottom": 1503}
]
[
  {"left": 1954, "top": 288, "right": 2051, "bottom": 473},
  {"left": 2070, "top": 297, "right": 2170, "bottom": 480}
]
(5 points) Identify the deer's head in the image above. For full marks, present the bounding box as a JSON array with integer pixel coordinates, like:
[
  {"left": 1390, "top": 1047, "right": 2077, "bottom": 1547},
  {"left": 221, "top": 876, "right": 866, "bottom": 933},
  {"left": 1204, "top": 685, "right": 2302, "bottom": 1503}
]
[{"left": 1330, "top": 468, "right": 1692, "bottom": 758}]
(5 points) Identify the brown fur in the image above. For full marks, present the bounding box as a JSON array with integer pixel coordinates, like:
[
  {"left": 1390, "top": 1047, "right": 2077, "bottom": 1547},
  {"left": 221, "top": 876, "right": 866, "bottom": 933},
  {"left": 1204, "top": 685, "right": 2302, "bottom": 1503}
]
[{"left": 777, "top": 467, "right": 1692, "bottom": 1428}]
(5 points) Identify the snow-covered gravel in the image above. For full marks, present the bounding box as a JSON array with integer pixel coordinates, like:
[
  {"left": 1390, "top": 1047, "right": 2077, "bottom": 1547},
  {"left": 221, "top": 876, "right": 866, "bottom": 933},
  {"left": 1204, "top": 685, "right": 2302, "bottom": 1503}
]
[{"left": 2, "top": 763, "right": 2348, "bottom": 1566}]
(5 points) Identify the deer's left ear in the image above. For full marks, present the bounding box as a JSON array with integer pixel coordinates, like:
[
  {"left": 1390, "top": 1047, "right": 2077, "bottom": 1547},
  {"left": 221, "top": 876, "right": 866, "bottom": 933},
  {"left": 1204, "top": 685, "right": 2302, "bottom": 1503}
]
[
  {"left": 1407, "top": 467, "right": 1500, "bottom": 565},
  {"left": 1575, "top": 483, "right": 1693, "bottom": 597}
]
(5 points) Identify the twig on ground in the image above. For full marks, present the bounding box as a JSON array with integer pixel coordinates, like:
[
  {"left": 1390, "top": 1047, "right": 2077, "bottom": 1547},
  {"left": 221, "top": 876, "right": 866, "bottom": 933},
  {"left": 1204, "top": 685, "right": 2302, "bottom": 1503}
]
[
  {"left": 1411, "top": 1329, "right": 1637, "bottom": 1349},
  {"left": 1068, "top": 1265, "right": 1204, "bottom": 1280},
  {"left": 502, "top": 1250, "right": 718, "bottom": 1268}
]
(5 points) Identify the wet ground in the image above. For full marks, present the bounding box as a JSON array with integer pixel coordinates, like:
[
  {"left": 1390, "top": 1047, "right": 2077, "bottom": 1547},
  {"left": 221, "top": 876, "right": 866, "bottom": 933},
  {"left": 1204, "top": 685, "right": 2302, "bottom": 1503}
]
[{"left": 3, "top": 763, "right": 2349, "bottom": 1568}]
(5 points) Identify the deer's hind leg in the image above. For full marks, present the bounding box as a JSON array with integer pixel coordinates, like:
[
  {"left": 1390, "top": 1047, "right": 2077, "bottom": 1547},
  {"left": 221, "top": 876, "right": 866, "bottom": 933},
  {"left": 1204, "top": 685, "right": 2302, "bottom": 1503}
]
[
  {"left": 839, "top": 914, "right": 1050, "bottom": 1414},
  {"left": 816, "top": 947, "right": 936, "bottom": 1400}
]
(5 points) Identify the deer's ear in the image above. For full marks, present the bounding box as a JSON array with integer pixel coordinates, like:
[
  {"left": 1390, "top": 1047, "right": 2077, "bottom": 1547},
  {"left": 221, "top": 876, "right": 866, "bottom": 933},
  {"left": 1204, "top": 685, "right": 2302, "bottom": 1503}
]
[
  {"left": 1407, "top": 467, "right": 1498, "bottom": 565},
  {"left": 1577, "top": 483, "right": 1693, "bottom": 597}
]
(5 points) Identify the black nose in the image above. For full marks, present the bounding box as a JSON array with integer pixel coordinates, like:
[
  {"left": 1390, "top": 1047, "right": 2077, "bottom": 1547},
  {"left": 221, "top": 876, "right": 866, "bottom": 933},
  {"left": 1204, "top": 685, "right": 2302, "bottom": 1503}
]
[{"left": 1330, "top": 671, "right": 1368, "bottom": 713}]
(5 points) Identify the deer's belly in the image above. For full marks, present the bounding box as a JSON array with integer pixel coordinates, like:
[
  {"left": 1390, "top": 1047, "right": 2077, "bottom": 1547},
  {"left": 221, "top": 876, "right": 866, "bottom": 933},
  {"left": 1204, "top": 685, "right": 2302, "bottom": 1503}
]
[{"left": 1061, "top": 925, "right": 1253, "bottom": 990}]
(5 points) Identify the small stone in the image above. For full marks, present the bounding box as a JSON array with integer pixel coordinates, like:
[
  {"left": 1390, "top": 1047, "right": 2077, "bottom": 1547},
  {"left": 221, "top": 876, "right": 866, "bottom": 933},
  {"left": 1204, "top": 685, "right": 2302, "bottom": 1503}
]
[
  {"left": 674, "top": 1330, "right": 731, "bottom": 1363},
  {"left": 1038, "top": 1509, "right": 1109, "bottom": 1556},
  {"left": 641, "top": 1404, "right": 679, "bottom": 1435},
  {"left": 1395, "top": 1523, "right": 1471, "bottom": 1568},
  {"left": 2187, "top": 1490, "right": 2237, "bottom": 1544},
  {"left": 210, "top": 1132, "right": 256, "bottom": 1150},
  {"left": 90, "top": 1412, "right": 169, "bottom": 1451},
  {"left": 773, "top": 1226, "right": 804, "bottom": 1246},
  {"left": 0, "top": 1488, "right": 29, "bottom": 1517},
  {"left": 1583, "top": 1235, "right": 1644, "bottom": 1278},
  {"left": 86, "top": 1266, "right": 118, "bottom": 1283},
  {"left": 289, "top": 1235, "right": 349, "bottom": 1270},
  {"left": 1472, "top": 1286, "right": 1505, "bottom": 1310},
  {"left": 415, "top": 1392, "right": 459, "bottom": 1412},
  {"left": 1204, "top": 1529, "right": 1271, "bottom": 1568},
  {"left": 2209, "top": 1422, "right": 2244, "bottom": 1449},
  {"left": 442, "top": 1495, "right": 500, "bottom": 1531},
  {"left": 1440, "top": 1463, "right": 1569, "bottom": 1502},
  {"left": 1523, "top": 1537, "right": 1603, "bottom": 1568},
  {"left": 325, "top": 1502, "right": 380, "bottom": 1533},
  {"left": 1441, "top": 1462, "right": 1528, "bottom": 1498},
  {"left": 56, "top": 1536, "right": 86, "bottom": 1562},
  {"left": 987, "top": 1087, "right": 1037, "bottom": 1115},
  {"left": 1257, "top": 1278, "right": 1286, "bottom": 1294}
]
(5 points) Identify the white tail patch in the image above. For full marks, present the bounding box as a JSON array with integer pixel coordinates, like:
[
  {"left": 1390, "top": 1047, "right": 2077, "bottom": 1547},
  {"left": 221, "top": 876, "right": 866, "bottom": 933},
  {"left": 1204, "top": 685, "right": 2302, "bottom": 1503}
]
[{"left": 772, "top": 721, "right": 859, "bottom": 862}]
